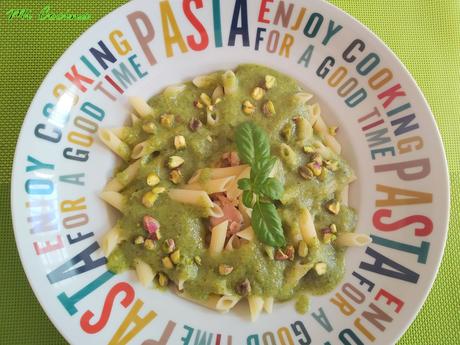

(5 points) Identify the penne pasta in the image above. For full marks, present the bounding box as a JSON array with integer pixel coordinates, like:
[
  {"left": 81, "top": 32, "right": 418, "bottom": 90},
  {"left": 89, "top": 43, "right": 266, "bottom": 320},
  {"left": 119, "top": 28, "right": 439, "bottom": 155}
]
[
  {"left": 248, "top": 295, "right": 264, "bottom": 322},
  {"left": 134, "top": 259, "right": 155, "bottom": 287},
  {"left": 238, "top": 198, "right": 253, "bottom": 227},
  {"left": 309, "top": 103, "right": 321, "bottom": 126},
  {"left": 98, "top": 128, "right": 131, "bottom": 161},
  {"left": 279, "top": 143, "right": 298, "bottom": 168},
  {"left": 299, "top": 208, "right": 317, "bottom": 245},
  {"left": 100, "top": 191, "right": 126, "bottom": 212},
  {"left": 284, "top": 262, "right": 314, "bottom": 288},
  {"left": 100, "top": 226, "right": 124, "bottom": 257},
  {"left": 129, "top": 96, "right": 153, "bottom": 117},
  {"left": 104, "top": 160, "right": 141, "bottom": 192},
  {"left": 222, "top": 70, "right": 238, "bottom": 95},
  {"left": 175, "top": 290, "right": 239, "bottom": 312},
  {"left": 208, "top": 202, "right": 224, "bottom": 218},
  {"left": 188, "top": 165, "right": 248, "bottom": 184},
  {"left": 236, "top": 226, "right": 255, "bottom": 241},
  {"left": 313, "top": 113, "right": 328, "bottom": 134},
  {"left": 130, "top": 112, "right": 140, "bottom": 125},
  {"left": 184, "top": 176, "right": 235, "bottom": 194},
  {"left": 335, "top": 233, "right": 372, "bottom": 247},
  {"left": 111, "top": 127, "right": 127, "bottom": 139},
  {"left": 340, "top": 185, "right": 349, "bottom": 206},
  {"left": 323, "top": 133, "right": 342, "bottom": 154},
  {"left": 263, "top": 297, "right": 274, "bottom": 314},
  {"left": 216, "top": 295, "right": 241, "bottom": 311},
  {"left": 168, "top": 189, "right": 214, "bottom": 209},
  {"left": 293, "top": 92, "right": 314, "bottom": 104},
  {"left": 225, "top": 235, "right": 240, "bottom": 251},
  {"left": 226, "top": 166, "right": 251, "bottom": 201},
  {"left": 209, "top": 220, "right": 228, "bottom": 255},
  {"left": 295, "top": 116, "right": 313, "bottom": 142},
  {"left": 163, "top": 84, "right": 186, "bottom": 98},
  {"left": 131, "top": 139, "right": 154, "bottom": 159},
  {"left": 206, "top": 110, "right": 219, "bottom": 126}
]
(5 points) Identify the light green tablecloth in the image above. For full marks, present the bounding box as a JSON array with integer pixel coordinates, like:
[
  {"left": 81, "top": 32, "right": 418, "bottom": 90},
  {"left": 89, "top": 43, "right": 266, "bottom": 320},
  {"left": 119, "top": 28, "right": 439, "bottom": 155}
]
[{"left": 0, "top": 1, "right": 458, "bottom": 344}]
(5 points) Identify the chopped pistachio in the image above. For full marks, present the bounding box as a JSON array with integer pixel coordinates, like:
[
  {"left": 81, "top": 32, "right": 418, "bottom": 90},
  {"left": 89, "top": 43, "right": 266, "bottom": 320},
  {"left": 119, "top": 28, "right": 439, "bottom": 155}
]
[
  {"left": 275, "top": 249, "right": 289, "bottom": 261},
  {"left": 218, "top": 264, "right": 234, "bottom": 276},
  {"left": 303, "top": 146, "right": 315, "bottom": 153},
  {"left": 153, "top": 186, "right": 166, "bottom": 194},
  {"left": 214, "top": 98, "right": 222, "bottom": 104},
  {"left": 330, "top": 224, "right": 337, "bottom": 233},
  {"left": 251, "top": 86, "right": 265, "bottom": 100},
  {"left": 162, "top": 239, "right": 176, "bottom": 254},
  {"left": 281, "top": 122, "right": 294, "bottom": 141},
  {"left": 318, "top": 166, "right": 328, "bottom": 182},
  {"left": 264, "top": 245, "right": 275, "bottom": 260},
  {"left": 212, "top": 85, "right": 224, "bottom": 100},
  {"left": 206, "top": 135, "right": 213, "bottom": 142},
  {"left": 160, "top": 114, "right": 175, "bottom": 128},
  {"left": 144, "top": 238, "right": 155, "bottom": 250},
  {"left": 285, "top": 245, "right": 295, "bottom": 260},
  {"left": 297, "top": 240, "right": 308, "bottom": 257},
  {"left": 158, "top": 272, "right": 169, "bottom": 287},
  {"left": 314, "top": 262, "right": 327, "bottom": 275},
  {"left": 194, "top": 100, "right": 204, "bottom": 109},
  {"left": 307, "top": 161, "right": 322, "bottom": 176},
  {"left": 263, "top": 100, "right": 276, "bottom": 116},
  {"left": 325, "top": 160, "right": 339, "bottom": 171},
  {"left": 170, "top": 249, "right": 181, "bottom": 264},
  {"left": 235, "top": 278, "right": 252, "bottom": 296},
  {"left": 194, "top": 256, "right": 202, "bottom": 266},
  {"left": 134, "top": 235, "right": 145, "bottom": 245},
  {"left": 169, "top": 169, "right": 182, "bottom": 184},
  {"left": 162, "top": 256, "right": 174, "bottom": 269},
  {"left": 174, "top": 135, "right": 186, "bottom": 150},
  {"left": 142, "top": 191, "right": 158, "bottom": 208},
  {"left": 207, "top": 104, "right": 215, "bottom": 112},
  {"left": 188, "top": 117, "right": 202, "bottom": 132},
  {"left": 242, "top": 100, "right": 256, "bottom": 115},
  {"left": 323, "top": 232, "right": 336, "bottom": 244},
  {"left": 200, "top": 93, "right": 212, "bottom": 106},
  {"left": 265, "top": 75, "right": 276, "bottom": 89},
  {"left": 311, "top": 152, "right": 323, "bottom": 165},
  {"left": 298, "top": 165, "right": 314, "bottom": 180},
  {"left": 142, "top": 121, "right": 157, "bottom": 134},
  {"left": 329, "top": 126, "right": 338, "bottom": 136},
  {"left": 146, "top": 173, "right": 160, "bottom": 187},
  {"left": 168, "top": 156, "right": 184, "bottom": 169},
  {"left": 325, "top": 199, "right": 340, "bottom": 215}
]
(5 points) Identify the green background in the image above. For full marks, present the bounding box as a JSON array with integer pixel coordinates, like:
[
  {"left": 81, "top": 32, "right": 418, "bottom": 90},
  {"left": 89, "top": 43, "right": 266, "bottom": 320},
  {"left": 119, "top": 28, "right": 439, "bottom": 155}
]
[{"left": 0, "top": 1, "right": 458, "bottom": 344}]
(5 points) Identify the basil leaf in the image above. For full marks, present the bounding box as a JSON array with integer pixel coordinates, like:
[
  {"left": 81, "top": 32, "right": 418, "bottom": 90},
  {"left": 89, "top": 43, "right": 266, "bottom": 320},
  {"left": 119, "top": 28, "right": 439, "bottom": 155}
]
[
  {"left": 235, "top": 122, "right": 270, "bottom": 165},
  {"left": 252, "top": 201, "right": 286, "bottom": 247},
  {"left": 259, "top": 178, "right": 284, "bottom": 200},
  {"left": 252, "top": 156, "right": 277, "bottom": 188},
  {"left": 238, "top": 178, "right": 251, "bottom": 191},
  {"left": 242, "top": 190, "right": 255, "bottom": 208}
]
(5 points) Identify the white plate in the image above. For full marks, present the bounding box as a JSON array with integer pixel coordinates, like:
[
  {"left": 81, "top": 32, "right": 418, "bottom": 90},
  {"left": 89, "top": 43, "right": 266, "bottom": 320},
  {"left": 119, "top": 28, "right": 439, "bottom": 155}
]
[{"left": 11, "top": 1, "right": 449, "bottom": 344}]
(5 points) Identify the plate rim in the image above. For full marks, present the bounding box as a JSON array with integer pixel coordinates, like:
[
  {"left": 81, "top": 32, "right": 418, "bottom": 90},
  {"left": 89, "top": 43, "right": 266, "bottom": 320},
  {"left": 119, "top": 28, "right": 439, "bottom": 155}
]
[{"left": 10, "top": 0, "right": 450, "bottom": 344}]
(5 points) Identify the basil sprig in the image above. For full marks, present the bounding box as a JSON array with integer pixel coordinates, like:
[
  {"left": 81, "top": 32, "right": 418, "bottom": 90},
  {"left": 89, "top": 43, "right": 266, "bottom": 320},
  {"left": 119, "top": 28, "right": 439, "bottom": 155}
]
[{"left": 235, "top": 122, "right": 286, "bottom": 247}]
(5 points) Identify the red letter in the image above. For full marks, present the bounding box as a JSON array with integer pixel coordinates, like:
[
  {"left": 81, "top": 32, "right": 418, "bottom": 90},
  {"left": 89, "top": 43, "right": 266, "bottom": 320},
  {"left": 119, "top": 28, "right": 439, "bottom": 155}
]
[
  {"left": 373, "top": 209, "right": 433, "bottom": 236},
  {"left": 258, "top": 0, "right": 273, "bottom": 24},
  {"left": 183, "top": 0, "right": 209, "bottom": 51},
  {"left": 375, "top": 289, "right": 404, "bottom": 313},
  {"left": 65, "top": 65, "right": 94, "bottom": 92},
  {"left": 80, "top": 282, "right": 135, "bottom": 334}
]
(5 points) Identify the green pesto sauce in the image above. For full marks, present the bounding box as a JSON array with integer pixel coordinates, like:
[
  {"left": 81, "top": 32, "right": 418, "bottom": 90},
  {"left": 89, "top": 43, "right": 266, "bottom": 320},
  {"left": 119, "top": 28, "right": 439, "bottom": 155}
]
[
  {"left": 295, "top": 294, "right": 310, "bottom": 314},
  {"left": 107, "top": 64, "right": 357, "bottom": 305}
]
